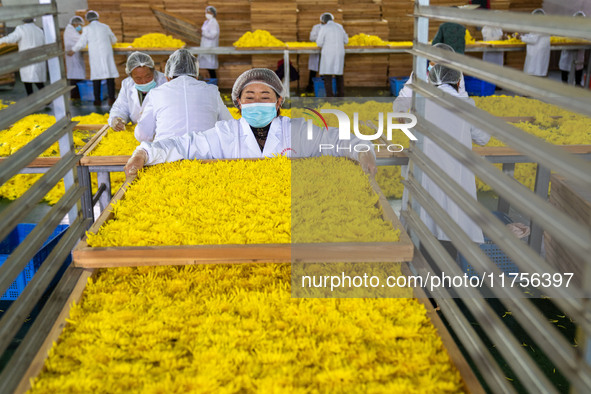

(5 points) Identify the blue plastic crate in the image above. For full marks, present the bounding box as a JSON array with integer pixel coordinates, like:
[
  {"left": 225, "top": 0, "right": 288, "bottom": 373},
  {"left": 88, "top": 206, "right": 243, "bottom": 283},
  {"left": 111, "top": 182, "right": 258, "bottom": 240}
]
[
  {"left": 313, "top": 77, "right": 337, "bottom": 97},
  {"left": 389, "top": 76, "right": 410, "bottom": 96},
  {"left": 205, "top": 78, "right": 218, "bottom": 85},
  {"left": 76, "top": 80, "right": 107, "bottom": 101},
  {"left": 0, "top": 224, "right": 70, "bottom": 300},
  {"left": 458, "top": 212, "right": 520, "bottom": 278},
  {"left": 464, "top": 75, "right": 496, "bottom": 96}
]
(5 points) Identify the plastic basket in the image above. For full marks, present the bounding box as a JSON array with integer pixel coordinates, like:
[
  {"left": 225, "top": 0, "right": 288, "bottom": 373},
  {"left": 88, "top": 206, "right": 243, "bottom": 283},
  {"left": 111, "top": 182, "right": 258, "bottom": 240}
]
[
  {"left": 76, "top": 80, "right": 107, "bottom": 101},
  {"left": 0, "top": 224, "right": 70, "bottom": 300},
  {"left": 464, "top": 75, "right": 496, "bottom": 96},
  {"left": 458, "top": 211, "right": 520, "bottom": 278},
  {"left": 205, "top": 78, "right": 218, "bottom": 85},
  {"left": 313, "top": 77, "right": 337, "bottom": 97},
  {"left": 389, "top": 76, "right": 410, "bottom": 96}
]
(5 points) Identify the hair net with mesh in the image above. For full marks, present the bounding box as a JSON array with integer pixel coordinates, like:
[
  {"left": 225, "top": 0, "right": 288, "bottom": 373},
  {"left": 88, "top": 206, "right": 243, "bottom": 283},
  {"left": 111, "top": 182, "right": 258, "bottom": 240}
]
[
  {"left": 428, "top": 64, "right": 462, "bottom": 86},
  {"left": 22, "top": 18, "right": 35, "bottom": 24},
  {"left": 574, "top": 11, "right": 586, "bottom": 17},
  {"left": 531, "top": 8, "right": 545, "bottom": 15},
  {"left": 231, "top": 68, "right": 284, "bottom": 106},
  {"left": 86, "top": 10, "right": 99, "bottom": 21},
  {"left": 433, "top": 42, "right": 455, "bottom": 52},
  {"left": 206, "top": 6, "right": 217, "bottom": 17},
  {"left": 320, "top": 13, "right": 334, "bottom": 23},
  {"left": 69, "top": 16, "right": 84, "bottom": 25},
  {"left": 164, "top": 49, "right": 199, "bottom": 78},
  {"left": 126, "top": 52, "right": 155, "bottom": 75}
]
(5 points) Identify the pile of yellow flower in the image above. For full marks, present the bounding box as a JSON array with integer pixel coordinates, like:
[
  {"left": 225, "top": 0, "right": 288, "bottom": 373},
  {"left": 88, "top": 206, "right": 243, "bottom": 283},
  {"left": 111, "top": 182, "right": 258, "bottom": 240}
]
[
  {"left": 0, "top": 99, "right": 13, "bottom": 110},
  {"left": 473, "top": 95, "right": 591, "bottom": 191},
  {"left": 88, "top": 128, "right": 138, "bottom": 157},
  {"left": 388, "top": 41, "right": 414, "bottom": 47},
  {"left": 286, "top": 41, "right": 317, "bottom": 48},
  {"left": 482, "top": 33, "right": 523, "bottom": 45},
  {"left": 113, "top": 33, "right": 185, "bottom": 49},
  {"left": 233, "top": 30, "right": 285, "bottom": 47},
  {"left": 550, "top": 36, "right": 588, "bottom": 44},
  {"left": 347, "top": 33, "right": 388, "bottom": 46},
  {"left": 30, "top": 263, "right": 463, "bottom": 393},
  {"left": 87, "top": 156, "right": 399, "bottom": 247},
  {"left": 465, "top": 30, "right": 476, "bottom": 44},
  {"left": 72, "top": 113, "right": 110, "bottom": 125}
]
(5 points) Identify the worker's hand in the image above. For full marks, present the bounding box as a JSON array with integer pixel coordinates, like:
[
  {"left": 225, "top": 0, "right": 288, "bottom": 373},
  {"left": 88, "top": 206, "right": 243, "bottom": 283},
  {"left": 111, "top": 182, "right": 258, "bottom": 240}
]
[
  {"left": 66, "top": 50, "right": 75, "bottom": 56},
  {"left": 112, "top": 117, "right": 125, "bottom": 131},
  {"left": 124, "top": 149, "right": 148, "bottom": 178},
  {"left": 358, "top": 151, "right": 377, "bottom": 177}
]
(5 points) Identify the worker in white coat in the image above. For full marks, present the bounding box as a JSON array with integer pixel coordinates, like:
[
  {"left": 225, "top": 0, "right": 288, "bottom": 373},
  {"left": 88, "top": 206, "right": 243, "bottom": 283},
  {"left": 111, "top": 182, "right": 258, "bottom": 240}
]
[
  {"left": 134, "top": 49, "right": 232, "bottom": 143},
  {"left": 402, "top": 64, "right": 490, "bottom": 260},
  {"left": 125, "top": 68, "right": 376, "bottom": 177},
  {"left": 0, "top": 18, "right": 47, "bottom": 96},
  {"left": 518, "top": 9, "right": 550, "bottom": 77},
  {"left": 306, "top": 21, "right": 323, "bottom": 92},
  {"left": 481, "top": 26, "right": 504, "bottom": 66},
  {"left": 559, "top": 11, "right": 586, "bottom": 86},
  {"left": 199, "top": 6, "right": 220, "bottom": 80},
  {"left": 63, "top": 16, "right": 86, "bottom": 99},
  {"left": 393, "top": 43, "right": 466, "bottom": 113},
  {"left": 70, "top": 10, "right": 118, "bottom": 106},
  {"left": 108, "top": 52, "right": 167, "bottom": 131},
  {"left": 316, "top": 13, "right": 348, "bottom": 97}
]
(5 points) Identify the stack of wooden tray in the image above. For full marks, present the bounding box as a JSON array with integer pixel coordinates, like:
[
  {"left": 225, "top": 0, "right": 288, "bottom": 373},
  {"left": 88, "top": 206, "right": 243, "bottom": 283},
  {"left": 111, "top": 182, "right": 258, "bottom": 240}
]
[{"left": 251, "top": 0, "right": 298, "bottom": 42}]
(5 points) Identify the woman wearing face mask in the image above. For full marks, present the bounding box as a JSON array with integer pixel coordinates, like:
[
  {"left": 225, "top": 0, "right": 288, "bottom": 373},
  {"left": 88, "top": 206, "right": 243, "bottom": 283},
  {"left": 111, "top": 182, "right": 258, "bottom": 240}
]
[
  {"left": 125, "top": 68, "right": 377, "bottom": 177},
  {"left": 133, "top": 49, "right": 232, "bottom": 143},
  {"left": 199, "top": 6, "right": 219, "bottom": 81},
  {"left": 108, "top": 52, "right": 168, "bottom": 131},
  {"left": 64, "top": 16, "right": 86, "bottom": 99}
]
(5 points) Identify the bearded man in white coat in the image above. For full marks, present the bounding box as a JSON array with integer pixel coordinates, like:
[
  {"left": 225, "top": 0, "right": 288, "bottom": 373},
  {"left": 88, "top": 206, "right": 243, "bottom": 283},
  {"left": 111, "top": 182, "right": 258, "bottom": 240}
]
[
  {"left": 518, "top": 9, "right": 551, "bottom": 77},
  {"left": 316, "top": 13, "right": 348, "bottom": 97},
  {"left": 64, "top": 16, "right": 86, "bottom": 99},
  {"left": 133, "top": 49, "right": 232, "bottom": 143},
  {"left": 108, "top": 52, "right": 167, "bottom": 131},
  {"left": 199, "top": 6, "right": 220, "bottom": 80},
  {"left": 403, "top": 64, "right": 490, "bottom": 261},
  {"left": 70, "top": 10, "right": 119, "bottom": 106},
  {"left": 125, "top": 68, "right": 376, "bottom": 177},
  {"left": 0, "top": 18, "right": 47, "bottom": 96}
]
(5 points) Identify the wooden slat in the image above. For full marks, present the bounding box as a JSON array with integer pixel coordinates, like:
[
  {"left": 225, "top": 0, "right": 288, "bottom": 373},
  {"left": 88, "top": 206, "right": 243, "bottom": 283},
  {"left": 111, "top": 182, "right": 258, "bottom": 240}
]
[
  {"left": 73, "top": 124, "right": 106, "bottom": 131},
  {"left": 0, "top": 157, "right": 60, "bottom": 168},
  {"left": 77, "top": 125, "right": 109, "bottom": 156},
  {"left": 472, "top": 144, "right": 591, "bottom": 157},
  {"left": 150, "top": 7, "right": 201, "bottom": 45}
]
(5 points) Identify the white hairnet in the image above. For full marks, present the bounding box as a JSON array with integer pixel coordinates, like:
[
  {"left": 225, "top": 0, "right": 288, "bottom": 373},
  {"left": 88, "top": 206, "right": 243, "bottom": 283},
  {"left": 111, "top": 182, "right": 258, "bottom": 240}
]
[
  {"left": 428, "top": 64, "right": 462, "bottom": 86},
  {"left": 574, "top": 11, "right": 586, "bottom": 17},
  {"left": 86, "top": 10, "right": 99, "bottom": 21},
  {"left": 206, "top": 6, "right": 217, "bottom": 17},
  {"left": 125, "top": 52, "right": 155, "bottom": 75},
  {"left": 531, "top": 8, "right": 545, "bottom": 15},
  {"left": 22, "top": 18, "right": 35, "bottom": 23},
  {"left": 69, "top": 16, "right": 84, "bottom": 25},
  {"left": 433, "top": 42, "right": 455, "bottom": 52},
  {"left": 231, "top": 68, "right": 285, "bottom": 106},
  {"left": 164, "top": 49, "right": 199, "bottom": 78},
  {"left": 320, "top": 13, "right": 334, "bottom": 23}
]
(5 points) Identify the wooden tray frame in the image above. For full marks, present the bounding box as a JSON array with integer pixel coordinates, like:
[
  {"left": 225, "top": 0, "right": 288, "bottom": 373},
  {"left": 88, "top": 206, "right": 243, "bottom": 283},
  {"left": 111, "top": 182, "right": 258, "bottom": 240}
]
[
  {"left": 235, "top": 46, "right": 287, "bottom": 50},
  {"left": 72, "top": 160, "right": 414, "bottom": 268}
]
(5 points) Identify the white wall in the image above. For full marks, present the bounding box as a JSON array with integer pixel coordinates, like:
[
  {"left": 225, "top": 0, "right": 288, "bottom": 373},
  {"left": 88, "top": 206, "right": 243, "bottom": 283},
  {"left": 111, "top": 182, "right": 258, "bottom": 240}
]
[{"left": 2, "top": 0, "right": 88, "bottom": 28}]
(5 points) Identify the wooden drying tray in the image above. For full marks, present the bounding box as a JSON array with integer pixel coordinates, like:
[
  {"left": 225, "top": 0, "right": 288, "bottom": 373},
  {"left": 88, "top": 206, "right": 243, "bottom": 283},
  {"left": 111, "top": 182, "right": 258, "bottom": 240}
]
[
  {"left": 72, "top": 159, "right": 414, "bottom": 268},
  {"left": 111, "top": 46, "right": 185, "bottom": 52},
  {"left": 0, "top": 124, "right": 109, "bottom": 168},
  {"left": 16, "top": 263, "right": 482, "bottom": 394},
  {"left": 151, "top": 7, "right": 201, "bottom": 45}
]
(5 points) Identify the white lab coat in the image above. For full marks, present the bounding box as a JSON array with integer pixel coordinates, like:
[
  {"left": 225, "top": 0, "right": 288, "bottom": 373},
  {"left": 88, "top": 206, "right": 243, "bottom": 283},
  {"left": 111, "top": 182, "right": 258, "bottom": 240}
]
[
  {"left": 135, "top": 75, "right": 233, "bottom": 143},
  {"left": 481, "top": 26, "right": 504, "bottom": 66},
  {"left": 63, "top": 24, "right": 86, "bottom": 80},
  {"left": 72, "top": 20, "right": 119, "bottom": 80},
  {"left": 108, "top": 71, "right": 167, "bottom": 128},
  {"left": 521, "top": 33, "right": 550, "bottom": 76},
  {"left": 199, "top": 18, "right": 219, "bottom": 70},
  {"left": 316, "top": 20, "right": 348, "bottom": 75},
  {"left": 137, "top": 116, "right": 375, "bottom": 164},
  {"left": 559, "top": 48, "right": 585, "bottom": 72},
  {"left": 0, "top": 23, "right": 47, "bottom": 83},
  {"left": 393, "top": 72, "right": 466, "bottom": 113},
  {"left": 308, "top": 24, "right": 322, "bottom": 72},
  {"left": 402, "top": 84, "right": 490, "bottom": 244}
]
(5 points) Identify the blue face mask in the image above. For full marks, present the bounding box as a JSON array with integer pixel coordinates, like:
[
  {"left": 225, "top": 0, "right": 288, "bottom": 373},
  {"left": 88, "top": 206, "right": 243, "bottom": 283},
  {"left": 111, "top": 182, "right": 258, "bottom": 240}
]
[
  {"left": 75, "top": 25, "right": 82, "bottom": 32},
  {"left": 427, "top": 64, "right": 434, "bottom": 73},
  {"left": 241, "top": 102, "right": 277, "bottom": 128},
  {"left": 135, "top": 79, "right": 157, "bottom": 93}
]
